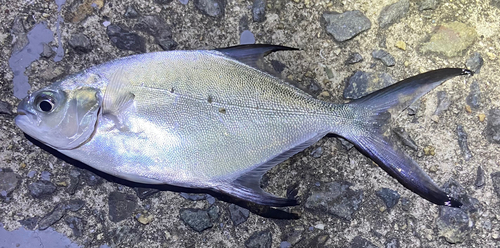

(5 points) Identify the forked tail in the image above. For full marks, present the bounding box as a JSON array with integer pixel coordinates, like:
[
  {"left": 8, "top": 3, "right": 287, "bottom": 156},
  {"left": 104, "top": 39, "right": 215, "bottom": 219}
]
[{"left": 342, "top": 68, "right": 472, "bottom": 207}]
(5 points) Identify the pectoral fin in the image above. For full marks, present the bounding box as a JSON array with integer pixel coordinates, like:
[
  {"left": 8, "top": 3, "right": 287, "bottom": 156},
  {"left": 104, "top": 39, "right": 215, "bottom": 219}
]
[{"left": 102, "top": 67, "right": 135, "bottom": 129}]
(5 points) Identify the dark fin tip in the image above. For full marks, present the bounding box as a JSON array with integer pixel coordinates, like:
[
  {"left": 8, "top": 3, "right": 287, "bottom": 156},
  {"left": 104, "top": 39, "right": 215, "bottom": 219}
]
[
  {"left": 445, "top": 196, "right": 463, "bottom": 208},
  {"left": 461, "top": 68, "right": 474, "bottom": 76}
]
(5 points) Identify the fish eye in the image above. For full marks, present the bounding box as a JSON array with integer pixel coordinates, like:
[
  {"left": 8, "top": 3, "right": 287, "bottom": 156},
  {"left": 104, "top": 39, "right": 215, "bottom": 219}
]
[{"left": 35, "top": 93, "right": 56, "bottom": 113}]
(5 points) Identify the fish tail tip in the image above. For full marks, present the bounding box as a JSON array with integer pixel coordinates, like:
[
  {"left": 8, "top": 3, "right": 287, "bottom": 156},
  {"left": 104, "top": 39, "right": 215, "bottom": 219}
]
[
  {"left": 461, "top": 68, "right": 474, "bottom": 76},
  {"left": 445, "top": 197, "right": 463, "bottom": 208}
]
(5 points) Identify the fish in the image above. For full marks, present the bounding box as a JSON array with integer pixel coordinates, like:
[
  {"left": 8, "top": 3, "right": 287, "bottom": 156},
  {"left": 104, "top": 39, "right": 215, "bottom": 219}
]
[{"left": 15, "top": 44, "right": 471, "bottom": 208}]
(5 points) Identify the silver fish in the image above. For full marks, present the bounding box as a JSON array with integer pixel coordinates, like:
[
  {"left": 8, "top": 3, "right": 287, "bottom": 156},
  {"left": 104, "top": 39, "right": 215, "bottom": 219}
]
[{"left": 15, "top": 45, "right": 470, "bottom": 207}]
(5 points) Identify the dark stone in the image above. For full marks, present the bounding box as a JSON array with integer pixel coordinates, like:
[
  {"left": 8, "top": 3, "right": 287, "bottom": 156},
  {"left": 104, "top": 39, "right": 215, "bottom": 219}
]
[
  {"left": 194, "top": 0, "right": 226, "bottom": 17},
  {"left": 392, "top": 127, "right": 418, "bottom": 151},
  {"left": 400, "top": 197, "right": 411, "bottom": 211},
  {"left": 68, "top": 33, "right": 92, "bottom": 53},
  {"left": 81, "top": 170, "right": 103, "bottom": 186},
  {"left": 252, "top": 0, "right": 266, "bottom": 22},
  {"left": 40, "top": 171, "right": 51, "bottom": 181},
  {"left": 300, "top": 234, "right": 329, "bottom": 247},
  {"left": 345, "top": 52, "right": 363, "bottom": 64},
  {"left": 271, "top": 60, "right": 286, "bottom": 74},
  {"left": 106, "top": 24, "right": 146, "bottom": 53},
  {"left": 108, "top": 191, "right": 138, "bottom": 223},
  {"left": 41, "top": 44, "right": 54, "bottom": 58},
  {"left": 484, "top": 108, "right": 500, "bottom": 144},
  {"left": 436, "top": 206, "right": 471, "bottom": 243},
  {"left": 456, "top": 125, "right": 473, "bottom": 161},
  {"left": 67, "top": 169, "right": 81, "bottom": 195},
  {"left": 229, "top": 204, "right": 250, "bottom": 226},
  {"left": 38, "top": 203, "right": 66, "bottom": 230},
  {"left": 475, "top": 166, "right": 485, "bottom": 188},
  {"left": 19, "top": 217, "right": 39, "bottom": 230},
  {"left": 134, "top": 15, "right": 177, "bottom": 51},
  {"left": 180, "top": 192, "right": 207, "bottom": 201},
  {"left": 322, "top": 10, "right": 371, "bottom": 42},
  {"left": 305, "top": 181, "right": 363, "bottom": 221},
  {"left": 466, "top": 52, "right": 483, "bottom": 74},
  {"left": 378, "top": 0, "right": 410, "bottom": 28},
  {"left": 310, "top": 146, "right": 323, "bottom": 158},
  {"left": 338, "top": 137, "right": 354, "bottom": 150},
  {"left": 108, "top": 226, "right": 142, "bottom": 246},
  {"left": 179, "top": 208, "right": 213, "bottom": 232},
  {"left": 491, "top": 172, "right": 500, "bottom": 198},
  {"left": 158, "top": 38, "right": 178, "bottom": 51},
  {"left": 419, "top": 0, "right": 438, "bottom": 11},
  {"left": 375, "top": 188, "right": 400, "bottom": 209},
  {"left": 28, "top": 180, "right": 57, "bottom": 198},
  {"left": 407, "top": 101, "right": 420, "bottom": 116},
  {"left": 350, "top": 236, "right": 378, "bottom": 248},
  {"left": 135, "top": 187, "right": 160, "bottom": 199},
  {"left": 0, "top": 101, "right": 12, "bottom": 115},
  {"left": 305, "top": 78, "right": 322, "bottom": 97},
  {"left": 434, "top": 91, "right": 450, "bottom": 116},
  {"left": 343, "top": 71, "right": 395, "bottom": 99},
  {"left": 155, "top": 0, "right": 174, "bottom": 4},
  {"left": 283, "top": 226, "right": 305, "bottom": 245},
  {"left": 66, "top": 199, "right": 85, "bottom": 212},
  {"left": 372, "top": 49, "right": 396, "bottom": 67},
  {"left": 11, "top": 16, "right": 28, "bottom": 54},
  {"left": 65, "top": 216, "right": 84, "bottom": 237},
  {"left": 0, "top": 171, "right": 19, "bottom": 199},
  {"left": 208, "top": 205, "right": 220, "bottom": 220},
  {"left": 466, "top": 81, "right": 481, "bottom": 109},
  {"left": 124, "top": 5, "right": 140, "bottom": 18},
  {"left": 245, "top": 229, "right": 272, "bottom": 248},
  {"left": 385, "top": 238, "right": 400, "bottom": 248}
]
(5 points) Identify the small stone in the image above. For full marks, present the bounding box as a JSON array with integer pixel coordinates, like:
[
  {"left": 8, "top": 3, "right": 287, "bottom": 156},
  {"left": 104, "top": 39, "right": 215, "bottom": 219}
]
[
  {"left": 310, "top": 147, "right": 323, "bottom": 158},
  {"left": 245, "top": 229, "right": 272, "bottom": 248},
  {"left": 491, "top": 172, "right": 500, "bottom": 198},
  {"left": 419, "top": 0, "right": 438, "bottom": 11},
  {"left": 67, "top": 169, "right": 80, "bottom": 195},
  {"left": 135, "top": 187, "right": 160, "bottom": 199},
  {"left": 208, "top": 204, "right": 220, "bottom": 220},
  {"left": 280, "top": 241, "right": 292, "bottom": 248},
  {"left": 345, "top": 52, "right": 363, "bottom": 64},
  {"left": 41, "top": 44, "right": 54, "bottom": 58},
  {"left": 484, "top": 108, "right": 500, "bottom": 144},
  {"left": 56, "top": 181, "right": 67, "bottom": 187},
  {"left": 376, "top": 188, "right": 400, "bottom": 209},
  {"left": 456, "top": 125, "right": 473, "bottom": 161},
  {"left": 38, "top": 203, "right": 66, "bottom": 230},
  {"left": 136, "top": 212, "right": 154, "bottom": 225},
  {"left": 465, "top": 104, "right": 472, "bottom": 113},
  {"left": 343, "top": 71, "right": 395, "bottom": 99},
  {"left": 134, "top": 15, "right": 177, "bottom": 51},
  {"left": 0, "top": 172, "right": 19, "bottom": 199},
  {"left": 486, "top": 52, "right": 496, "bottom": 60},
  {"left": 194, "top": 0, "right": 226, "bottom": 17},
  {"left": 466, "top": 52, "right": 484, "bottom": 74},
  {"left": 385, "top": 238, "right": 400, "bottom": 248},
  {"left": 40, "top": 171, "right": 51, "bottom": 181},
  {"left": 378, "top": 0, "right": 410, "bottom": 28},
  {"left": 28, "top": 180, "right": 57, "bottom": 198},
  {"left": 0, "top": 101, "right": 12, "bottom": 115},
  {"left": 124, "top": 5, "right": 140, "bottom": 18},
  {"left": 423, "top": 145, "right": 435, "bottom": 156},
  {"left": 466, "top": 81, "right": 481, "bottom": 109},
  {"left": 66, "top": 199, "right": 85, "bottom": 212},
  {"left": 65, "top": 216, "right": 84, "bottom": 237},
  {"left": 65, "top": 0, "right": 104, "bottom": 23},
  {"left": 350, "top": 236, "right": 378, "bottom": 248},
  {"left": 271, "top": 60, "right": 286, "bottom": 74},
  {"left": 229, "top": 204, "right": 250, "bottom": 226},
  {"left": 106, "top": 24, "right": 146, "bottom": 53},
  {"left": 108, "top": 191, "right": 138, "bottom": 223},
  {"left": 395, "top": 40, "right": 406, "bottom": 50},
  {"left": 372, "top": 49, "right": 396, "bottom": 66},
  {"left": 179, "top": 208, "right": 213, "bottom": 232},
  {"left": 436, "top": 206, "right": 471, "bottom": 243},
  {"left": 420, "top": 22, "right": 477, "bottom": 58},
  {"left": 475, "top": 166, "right": 485, "bottom": 188},
  {"left": 434, "top": 91, "right": 451, "bottom": 116},
  {"left": 81, "top": 170, "right": 103, "bottom": 186},
  {"left": 338, "top": 137, "right": 354, "bottom": 150},
  {"left": 431, "top": 115, "right": 439, "bottom": 123},
  {"left": 19, "top": 217, "right": 39, "bottom": 230},
  {"left": 155, "top": 0, "right": 174, "bottom": 4},
  {"left": 322, "top": 10, "right": 371, "bottom": 42},
  {"left": 478, "top": 113, "right": 486, "bottom": 122},
  {"left": 392, "top": 127, "right": 418, "bottom": 151},
  {"left": 252, "top": 0, "right": 266, "bottom": 22},
  {"left": 179, "top": 192, "right": 207, "bottom": 201},
  {"left": 68, "top": 33, "right": 92, "bottom": 53},
  {"left": 400, "top": 197, "right": 411, "bottom": 211}
]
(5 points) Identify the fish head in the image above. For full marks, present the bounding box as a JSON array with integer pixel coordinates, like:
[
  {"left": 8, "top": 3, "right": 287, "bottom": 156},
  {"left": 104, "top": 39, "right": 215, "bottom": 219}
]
[{"left": 15, "top": 76, "right": 102, "bottom": 150}]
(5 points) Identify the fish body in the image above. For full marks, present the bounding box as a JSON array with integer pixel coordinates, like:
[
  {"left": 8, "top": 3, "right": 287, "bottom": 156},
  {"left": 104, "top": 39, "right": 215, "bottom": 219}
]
[{"left": 15, "top": 45, "right": 470, "bottom": 207}]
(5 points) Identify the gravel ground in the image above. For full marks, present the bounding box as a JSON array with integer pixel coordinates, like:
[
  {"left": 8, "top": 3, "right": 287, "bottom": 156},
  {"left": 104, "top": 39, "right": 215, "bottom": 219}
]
[{"left": 1, "top": 0, "right": 500, "bottom": 247}]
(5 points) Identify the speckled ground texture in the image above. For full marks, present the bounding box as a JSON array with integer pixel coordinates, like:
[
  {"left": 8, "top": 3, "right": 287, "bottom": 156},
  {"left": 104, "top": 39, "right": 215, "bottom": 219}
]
[{"left": 1, "top": 0, "right": 500, "bottom": 247}]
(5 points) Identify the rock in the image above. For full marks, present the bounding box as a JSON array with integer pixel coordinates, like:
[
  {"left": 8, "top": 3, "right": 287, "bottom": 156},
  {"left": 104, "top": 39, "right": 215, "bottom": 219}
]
[
  {"left": 81, "top": 170, "right": 103, "bottom": 186},
  {"left": 283, "top": 226, "right": 304, "bottom": 245},
  {"left": 343, "top": 71, "right": 395, "bottom": 99},
  {"left": 41, "top": 44, "right": 54, "bottom": 58},
  {"left": 0, "top": 101, "right": 12, "bottom": 115},
  {"left": 385, "top": 238, "right": 400, "bottom": 248},
  {"left": 345, "top": 52, "right": 363, "bottom": 64},
  {"left": 124, "top": 5, "right": 140, "bottom": 18},
  {"left": 310, "top": 146, "right": 323, "bottom": 158},
  {"left": 135, "top": 187, "right": 160, "bottom": 199},
  {"left": 108, "top": 191, "right": 138, "bottom": 223},
  {"left": 484, "top": 108, "right": 500, "bottom": 144},
  {"left": 475, "top": 166, "right": 485, "bottom": 188},
  {"left": 228, "top": 204, "right": 250, "bottom": 226},
  {"left": 194, "top": 0, "right": 226, "bottom": 17},
  {"left": 434, "top": 91, "right": 450, "bottom": 116},
  {"left": 271, "top": 60, "right": 286, "bottom": 74},
  {"left": 134, "top": 15, "right": 177, "bottom": 51},
  {"left": 11, "top": 16, "right": 28, "bottom": 54},
  {"left": 28, "top": 180, "right": 57, "bottom": 198},
  {"left": 0, "top": 171, "right": 19, "bottom": 199},
  {"left": 456, "top": 125, "right": 473, "bottom": 161},
  {"left": 419, "top": 0, "right": 438, "bottom": 11},
  {"left": 65, "top": 216, "right": 84, "bottom": 237},
  {"left": 392, "top": 127, "right": 418, "bottom": 151},
  {"left": 252, "top": 0, "right": 266, "bottom": 22},
  {"left": 305, "top": 181, "right": 363, "bottom": 221},
  {"left": 179, "top": 208, "right": 213, "bottom": 232},
  {"left": 179, "top": 192, "right": 208, "bottom": 201},
  {"left": 420, "top": 22, "right": 477, "bottom": 58},
  {"left": 208, "top": 204, "right": 220, "bottom": 220},
  {"left": 67, "top": 169, "right": 81, "bottom": 195},
  {"left": 240, "top": 30, "right": 256, "bottom": 45},
  {"left": 322, "top": 10, "right": 371, "bottom": 42},
  {"left": 491, "top": 172, "right": 500, "bottom": 198},
  {"left": 408, "top": 101, "right": 420, "bottom": 116},
  {"left": 491, "top": 0, "right": 500, "bottom": 8},
  {"left": 245, "top": 229, "right": 272, "bottom": 248},
  {"left": 106, "top": 24, "right": 146, "bottom": 53},
  {"left": 65, "top": 0, "right": 104, "bottom": 23},
  {"left": 19, "top": 217, "right": 39, "bottom": 230},
  {"left": 66, "top": 199, "right": 85, "bottom": 212},
  {"left": 436, "top": 206, "right": 471, "bottom": 243},
  {"left": 378, "top": 0, "right": 410, "bottom": 28},
  {"left": 68, "top": 33, "right": 92, "bottom": 53},
  {"left": 372, "top": 49, "right": 396, "bottom": 67},
  {"left": 338, "top": 137, "right": 354, "bottom": 150},
  {"left": 400, "top": 197, "right": 411, "bottom": 211},
  {"left": 350, "top": 236, "right": 378, "bottom": 248},
  {"left": 40, "top": 171, "right": 51, "bottom": 181},
  {"left": 375, "top": 188, "right": 400, "bottom": 209},
  {"left": 38, "top": 203, "right": 66, "bottom": 230},
  {"left": 466, "top": 81, "right": 481, "bottom": 109},
  {"left": 155, "top": 0, "right": 174, "bottom": 4},
  {"left": 466, "top": 52, "right": 484, "bottom": 74},
  {"left": 136, "top": 212, "right": 154, "bottom": 225},
  {"left": 108, "top": 226, "right": 142, "bottom": 246}
]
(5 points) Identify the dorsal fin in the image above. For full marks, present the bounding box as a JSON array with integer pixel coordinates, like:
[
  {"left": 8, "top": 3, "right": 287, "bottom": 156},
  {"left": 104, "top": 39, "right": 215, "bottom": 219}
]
[{"left": 215, "top": 44, "right": 299, "bottom": 69}]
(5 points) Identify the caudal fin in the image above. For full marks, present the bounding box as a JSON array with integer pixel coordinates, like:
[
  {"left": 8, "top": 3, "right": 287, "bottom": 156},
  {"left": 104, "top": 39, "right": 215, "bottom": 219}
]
[{"left": 342, "top": 68, "right": 472, "bottom": 207}]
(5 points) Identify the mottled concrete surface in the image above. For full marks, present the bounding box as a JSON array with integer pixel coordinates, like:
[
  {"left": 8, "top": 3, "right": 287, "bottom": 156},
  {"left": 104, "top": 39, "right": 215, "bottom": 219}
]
[{"left": 1, "top": 0, "right": 499, "bottom": 247}]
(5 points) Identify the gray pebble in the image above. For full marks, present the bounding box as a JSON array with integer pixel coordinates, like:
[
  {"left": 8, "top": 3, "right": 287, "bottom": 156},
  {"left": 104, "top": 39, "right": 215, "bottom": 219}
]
[
  {"left": 283, "top": 226, "right": 304, "bottom": 245},
  {"left": 392, "top": 127, "right": 418, "bottom": 151},
  {"left": 0, "top": 101, "right": 12, "bottom": 115},
  {"left": 385, "top": 238, "right": 400, "bottom": 248},
  {"left": 475, "top": 166, "right": 485, "bottom": 188},
  {"left": 19, "top": 217, "right": 39, "bottom": 230},
  {"left": 108, "top": 191, "right": 137, "bottom": 223},
  {"left": 350, "top": 236, "right": 378, "bottom": 248},
  {"left": 338, "top": 137, "right": 354, "bottom": 150},
  {"left": 372, "top": 49, "right": 396, "bottom": 67},
  {"left": 228, "top": 204, "right": 250, "bottom": 226},
  {"left": 322, "top": 10, "right": 371, "bottom": 42},
  {"left": 271, "top": 60, "right": 286, "bottom": 74},
  {"left": 400, "top": 197, "right": 411, "bottom": 211},
  {"left": 194, "top": 0, "right": 226, "bottom": 17},
  {"left": 27, "top": 170, "right": 36, "bottom": 178},
  {"left": 378, "top": 0, "right": 410, "bottom": 28},
  {"left": 40, "top": 171, "right": 51, "bottom": 181},
  {"left": 68, "top": 33, "right": 92, "bottom": 53},
  {"left": 206, "top": 195, "right": 216, "bottom": 205},
  {"left": 208, "top": 204, "right": 220, "bottom": 220},
  {"left": 466, "top": 81, "right": 481, "bottom": 109},
  {"left": 81, "top": 170, "right": 103, "bottom": 186},
  {"left": 345, "top": 52, "right": 363, "bottom": 64},
  {"left": 179, "top": 208, "right": 213, "bottom": 232},
  {"left": 419, "top": 0, "right": 438, "bottom": 11},
  {"left": 11, "top": 16, "right": 28, "bottom": 54},
  {"left": 179, "top": 192, "right": 207, "bottom": 201},
  {"left": 67, "top": 169, "right": 80, "bottom": 195},
  {"left": 66, "top": 199, "right": 85, "bottom": 212},
  {"left": 41, "top": 44, "right": 54, "bottom": 58},
  {"left": 252, "top": 0, "right": 266, "bottom": 22},
  {"left": 407, "top": 101, "right": 420, "bottom": 116},
  {"left": 484, "top": 108, "right": 500, "bottom": 144},
  {"left": 434, "top": 91, "right": 450, "bottom": 116},
  {"left": 0, "top": 171, "right": 19, "bottom": 199},
  {"left": 491, "top": 0, "right": 500, "bottom": 9},
  {"left": 466, "top": 52, "right": 483, "bottom": 74},
  {"left": 38, "top": 203, "right": 66, "bottom": 230},
  {"left": 310, "top": 146, "right": 323, "bottom": 158},
  {"left": 344, "top": 70, "right": 395, "bottom": 99},
  {"left": 375, "top": 188, "right": 400, "bottom": 209},
  {"left": 124, "top": 5, "right": 140, "bottom": 18},
  {"left": 65, "top": 216, "right": 84, "bottom": 237},
  {"left": 134, "top": 15, "right": 177, "bottom": 51},
  {"left": 28, "top": 180, "right": 56, "bottom": 198},
  {"left": 305, "top": 181, "right": 363, "bottom": 221},
  {"left": 106, "top": 24, "right": 146, "bottom": 53},
  {"left": 245, "top": 229, "right": 272, "bottom": 248},
  {"left": 491, "top": 172, "right": 500, "bottom": 198},
  {"left": 456, "top": 125, "right": 473, "bottom": 161},
  {"left": 436, "top": 206, "right": 471, "bottom": 243}
]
